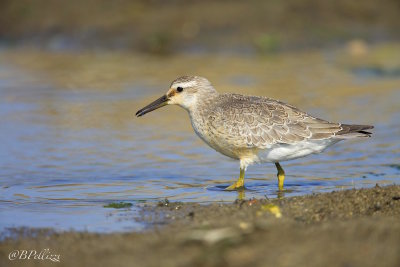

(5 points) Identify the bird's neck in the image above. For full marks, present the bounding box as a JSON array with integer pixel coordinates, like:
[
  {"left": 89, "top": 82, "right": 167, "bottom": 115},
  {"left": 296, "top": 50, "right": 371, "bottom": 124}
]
[{"left": 184, "top": 92, "right": 219, "bottom": 115}]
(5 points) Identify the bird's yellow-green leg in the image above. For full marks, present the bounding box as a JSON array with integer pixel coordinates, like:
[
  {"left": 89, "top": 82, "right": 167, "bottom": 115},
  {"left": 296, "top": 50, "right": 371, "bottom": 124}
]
[
  {"left": 275, "top": 162, "right": 285, "bottom": 191},
  {"left": 225, "top": 168, "right": 245, "bottom": 190}
]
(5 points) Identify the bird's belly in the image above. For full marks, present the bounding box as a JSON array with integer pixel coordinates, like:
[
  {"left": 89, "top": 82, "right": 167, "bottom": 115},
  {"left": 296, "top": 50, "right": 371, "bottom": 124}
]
[
  {"left": 256, "top": 139, "right": 340, "bottom": 163},
  {"left": 191, "top": 121, "right": 242, "bottom": 159},
  {"left": 197, "top": 134, "right": 242, "bottom": 159}
]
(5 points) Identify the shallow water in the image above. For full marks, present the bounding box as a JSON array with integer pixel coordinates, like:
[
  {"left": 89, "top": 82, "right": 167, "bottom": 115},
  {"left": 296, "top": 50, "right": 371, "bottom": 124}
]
[{"left": 0, "top": 46, "right": 399, "bottom": 232}]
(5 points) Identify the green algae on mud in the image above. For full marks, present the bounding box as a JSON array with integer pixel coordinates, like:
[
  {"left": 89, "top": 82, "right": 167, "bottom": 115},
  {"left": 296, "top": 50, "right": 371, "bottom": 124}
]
[
  {"left": 103, "top": 202, "right": 133, "bottom": 209},
  {"left": 1, "top": 185, "right": 400, "bottom": 267}
]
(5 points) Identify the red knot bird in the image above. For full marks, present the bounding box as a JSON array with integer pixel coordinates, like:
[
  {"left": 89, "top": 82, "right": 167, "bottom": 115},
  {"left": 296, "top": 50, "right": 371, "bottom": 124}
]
[{"left": 136, "top": 76, "right": 373, "bottom": 191}]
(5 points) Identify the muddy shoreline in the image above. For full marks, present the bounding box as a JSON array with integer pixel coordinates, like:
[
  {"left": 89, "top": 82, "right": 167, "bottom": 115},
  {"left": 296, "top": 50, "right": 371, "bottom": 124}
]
[{"left": 1, "top": 185, "right": 400, "bottom": 267}]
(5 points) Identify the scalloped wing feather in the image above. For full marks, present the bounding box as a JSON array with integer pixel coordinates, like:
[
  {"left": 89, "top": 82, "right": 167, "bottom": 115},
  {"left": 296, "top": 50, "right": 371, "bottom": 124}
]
[{"left": 207, "top": 94, "right": 344, "bottom": 149}]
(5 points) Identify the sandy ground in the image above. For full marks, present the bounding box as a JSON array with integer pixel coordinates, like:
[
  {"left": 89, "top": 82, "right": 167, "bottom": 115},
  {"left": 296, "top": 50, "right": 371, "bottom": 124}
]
[{"left": 1, "top": 185, "right": 400, "bottom": 267}]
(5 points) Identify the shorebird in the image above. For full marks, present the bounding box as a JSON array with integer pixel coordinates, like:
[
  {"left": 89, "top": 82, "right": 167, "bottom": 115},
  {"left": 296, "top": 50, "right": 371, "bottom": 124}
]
[{"left": 136, "top": 76, "right": 373, "bottom": 191}]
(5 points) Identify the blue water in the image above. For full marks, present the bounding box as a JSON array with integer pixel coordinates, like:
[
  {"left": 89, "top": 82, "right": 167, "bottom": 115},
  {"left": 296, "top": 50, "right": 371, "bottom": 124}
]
[{"left": 0, "top": 50, "right": 399, "bottom": 233}]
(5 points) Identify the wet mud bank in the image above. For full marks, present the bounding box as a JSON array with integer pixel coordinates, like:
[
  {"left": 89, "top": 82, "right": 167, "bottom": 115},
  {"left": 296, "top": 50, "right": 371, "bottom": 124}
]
[{"left": 1, "top": 185, "right": 400, "bottom": 267}]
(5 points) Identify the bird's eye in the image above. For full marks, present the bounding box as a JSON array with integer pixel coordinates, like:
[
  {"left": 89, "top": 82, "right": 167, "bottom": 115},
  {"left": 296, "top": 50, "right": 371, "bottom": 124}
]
[{"left": 177, "top": 87, "right": 183, "bottom": 92}]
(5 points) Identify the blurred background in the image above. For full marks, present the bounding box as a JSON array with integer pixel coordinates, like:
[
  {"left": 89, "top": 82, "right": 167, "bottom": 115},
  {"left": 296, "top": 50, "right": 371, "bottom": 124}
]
[
  {"left": 1, "top": 0, "right": 400, "bottom": 53},
  {"left": 0, "top": 0, "right": 399, "bottom": 232}
]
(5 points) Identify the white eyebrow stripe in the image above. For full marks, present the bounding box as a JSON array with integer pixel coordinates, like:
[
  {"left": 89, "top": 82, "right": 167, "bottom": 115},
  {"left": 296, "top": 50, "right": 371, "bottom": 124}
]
[{"left": 173, "top": 81, "right": 197, "bottom": 88}]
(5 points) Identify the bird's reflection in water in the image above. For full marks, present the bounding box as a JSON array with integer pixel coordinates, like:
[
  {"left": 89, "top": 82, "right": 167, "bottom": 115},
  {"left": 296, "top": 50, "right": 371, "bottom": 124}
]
[
  {"left": 235, "top": 188, "right": 288, "bottom": 201},
  {"left": 236, "top": 189, "right": 245, "bottom": 200},
  {"left": 277, "top": 190, "right": 285, "bottom": 199}
]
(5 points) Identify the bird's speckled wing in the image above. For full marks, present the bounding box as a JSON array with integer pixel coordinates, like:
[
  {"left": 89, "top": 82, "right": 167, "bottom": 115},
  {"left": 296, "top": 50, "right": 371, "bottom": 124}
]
[{"left": 207, "top": 94, "right": 342, "bottom": 149}]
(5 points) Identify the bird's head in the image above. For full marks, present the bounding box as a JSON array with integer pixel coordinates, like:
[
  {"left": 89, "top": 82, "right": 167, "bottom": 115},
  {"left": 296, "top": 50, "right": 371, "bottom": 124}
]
[{"left": 136, "top": 76, "right": 217, "bottom": 117}]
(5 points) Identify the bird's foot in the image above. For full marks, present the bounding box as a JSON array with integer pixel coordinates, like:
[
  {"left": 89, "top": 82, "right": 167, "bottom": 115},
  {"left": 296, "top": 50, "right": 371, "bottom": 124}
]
[
  {"left": 225, "top": 167, "right": 246, "bottom": 191},
  {"left": 225, "top": 181, "right": 245, "bottom": 191}
]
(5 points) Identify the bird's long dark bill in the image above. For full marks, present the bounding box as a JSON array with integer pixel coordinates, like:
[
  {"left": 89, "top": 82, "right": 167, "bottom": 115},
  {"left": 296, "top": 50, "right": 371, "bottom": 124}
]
[{"left": 136, "top": 95, "right": 168, "bottom": 117}]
